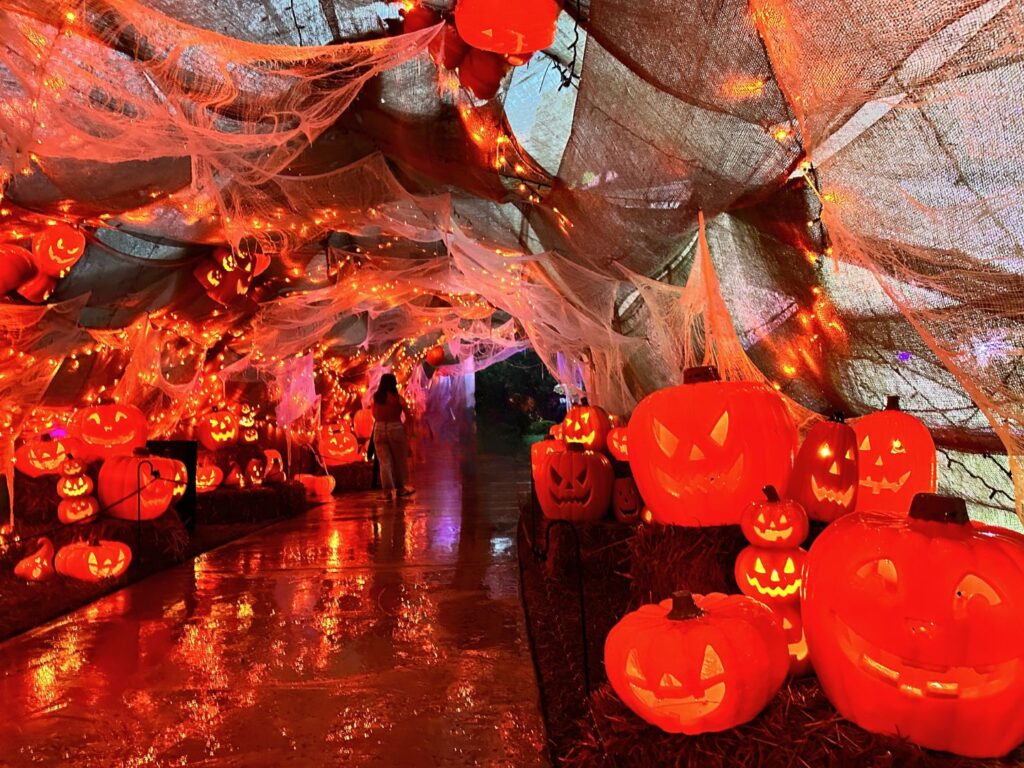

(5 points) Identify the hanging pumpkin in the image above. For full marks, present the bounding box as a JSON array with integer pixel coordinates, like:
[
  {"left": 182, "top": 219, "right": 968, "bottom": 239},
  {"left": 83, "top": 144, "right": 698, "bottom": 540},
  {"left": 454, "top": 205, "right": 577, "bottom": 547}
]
[
  {"left": 69, "top": 403, "right": 147, "bottom": 459},
  {"left": 31, "top": 223, "right": 86, "bottom": 278},
  {"left": 739, "top": 486, "right": 808, "bottom": 548},
  {"left": 425, "top": 345, "right": 447, "bottom": 367},
  {"left": 536, "top": 443, "right": 613, "bottom": 522},
  {"left": 454, "top": 0, "right": 560, "bottom": 55},
  {"left": 55, "top": 538, "right": 132, "bottom": 582},
  {"left": 14, "top": 537, "right": 55, "bottom": 582},
  {"left": 776, "top": 605, "right": 812, "bottom": 677},
  {"left": 58, "top": 496, "right": 100, "bottom": 525},
  {"left": 628, "top": 366, "right": 798, "bottom": 526},
  {"left": 0, "top": 245, "right": 36, "bottom": 294},
  {"left": 850, "top": 395, "right": 936, "bottom": 514},
  {"left": 562, "top": 402, "right": 612, "bottom": 452},
  {"left": 13, "top": 434, "right": 83, "bottom": 477},
  {"left": 16, "top": 271, "right": 58, "bottom": 303},
  {"left": 802, "top": 493, "right": 1024, "bottom": 757},
  {"left": 320, "top": 423, "right": 360, "bottom": 465},
  {"left": 604, "top": 591, "right": 788, "bottom": 734},
  {"left": 612, "top": 477, "right": 642, "bottom": 524},
  {"left": 788, "top": 413, "right": 859, "bottom": 522},
  {"left": 196, "top": 407, "right": 238, "bottom": 450},
  {"left": 606, "top": 426, "right": 629, "bottom": 462},
  {"left": 98, "top": 452, "right": 177, "bottom": 520},
  {"left": 530, "top": 437, "right": 564, "bottom": 488},
  {"left": 57, "top": 472, "right": 94, "bottom": 499},
  {"left": 353, "top": 409, "right": 375, "bottom": 440},
  {"left": 734, "top": 546, "right": 806, "bottom": 606},
  {"left": 458, "top": 48, "right": 512, "bottom": 100},
  {"left": 195, "top": 462, "right": 224, "bottom": 493},
  {"left": 245, "top": 458, "right": 265, "bottom": 487}
]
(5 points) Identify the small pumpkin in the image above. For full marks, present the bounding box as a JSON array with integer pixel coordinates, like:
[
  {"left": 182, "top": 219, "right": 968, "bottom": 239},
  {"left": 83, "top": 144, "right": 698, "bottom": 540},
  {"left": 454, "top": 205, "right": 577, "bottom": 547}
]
[
  {"left": 606, "top": 426, "right": 630, "bottom": 462},
  {"left": 98, "top": 451, "right": 177, "bottom": 520},
  {"left": 613, "top": 477, "right": 642, "bottom": 524},
  {"left": 32, "top": 223, "right": 86, "bottom": 278},
  {"left": 425, "top": 345, "right": 447, "bottom": 367},
  {"left": 55, "top": 538, "right": 132, "bottom": 582},
  {"left": 245, "top": 458, "right": 265, "bottom": 487},
  {"left": 563, "top": 402, "right": 612, "bottom": 452},
  {"left": 195, "top": 462, "right": 224, "bottom": 493},
  {"left": 58, "top": 496, "right": 100, "bottom": 525},
  {"left": 296, "top": 473, "right": 335, "bottom": 502},
  {"left": 788, "top": 413, "right": 859, "bottom": 522},
  {"left": 56, "top": 473, "right": 94, "bottom": 499},
  {"left": 536, "top": 443, "right": 613, "bottom": 522},
  {"left": 16, "top": 271, "right": 58, "bottom": 303},
  {"left": 14, "top": 537, "right": 55, "bottom": 582},
  {"left": 458, "top": 48, "right": 512, "bottom": 100},
  {"left": 734, "top": 546, "right": 806, "bottom": 606},
  {"left": 739, "top": 485, "right": 808, "bottom": 548},
  {"left": 605, "top": 591, "right": 788, "bottom": 734}
]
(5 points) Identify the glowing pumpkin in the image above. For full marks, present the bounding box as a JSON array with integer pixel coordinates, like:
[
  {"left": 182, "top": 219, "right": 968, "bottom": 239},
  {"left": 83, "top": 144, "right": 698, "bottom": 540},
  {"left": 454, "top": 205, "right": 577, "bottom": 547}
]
[
  {"left": 245, "top": 458, "right": 264, "bottom": 487},
  {"left": 425, "top": 345, "right": 447, "bottom": 367},
  {"left": 563, "top": 403, "right": 612, "bottom": 451},
  {"left": 777, "top": 605, "right": 812, "bottom": 676},
  {"left": 789, "top": 414, "right": 859, "bottom": 522},
  {"left": 802, "top": 493, "right": 1024, "bottom": 757},
  {"left": 32, "top": 223, "right": 86, "bottom": 278},
  {"left": 605, "top": 591, "right": 788, "bottom": 734},
  {"left": 13, "top": 434, "right": 83, "bottom": 477},
  {"left": 60, "top": 454, "right": 87, "bottom": 477},
  {"left": 454, "top": 0, "right": 560, "bottom": 55},
  {"left": 196, "top": 407, "right": 238, "bottom": 450},
  {"left": 56, "top": 473, "right": 94, "bottom": 499},
  {"left": 353, "top": 409, "right": 375, "bottom": 440},
  {"left": 606, "top": 426, "right": 629, "bottom": 462},
  {"left": 239, "top": 404, "right": 260, "bottom": 443},
  {"left": 613, "top": 477, "right": 642, "bottom": 524},
  {"left": 739, "top": 486, "right": 808, "bottom": 548},
  {"left": 536, "top": 444, "right": 613, "bottom": 522},
  {"left": 530, "top": 437, "right": 564, "bottom": 488},
  {"left": 628, "top": 366, "right": 798, "bottom": 526},
  {"left": 14, "top": 537, "right": 55, "bottom": 582},
  {"left": 734, "top": 546, "right": 806, "bottom": 606},
  {"left": 850, "top": 396, "right": 936, "bottom": 514},
  {"left": 169, "top": 460, "right": 188, "bottom": 500},
  {"left": 58, "top": 496, "right": 100, "bottom": 525},
  {"left": 70, "top": 403, "right": 147, "bottom": 459},
  {"left": 320, "top": 423, "right": 360, "bottom": 465},
  {"left": 196, "top": 463, "right": 224, "bottom": 493},
  {"left": 98, "top": 452, "right": 177, "bottom": 520},
  {"left": 55, "top": 539, "right": 132, "bottom": 582}
]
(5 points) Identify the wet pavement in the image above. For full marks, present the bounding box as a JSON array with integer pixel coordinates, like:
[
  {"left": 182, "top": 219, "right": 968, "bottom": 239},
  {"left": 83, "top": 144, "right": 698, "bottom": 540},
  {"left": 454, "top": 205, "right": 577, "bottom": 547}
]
[{"left": 0, "top": 445, "right": 548, "bottom": 767}]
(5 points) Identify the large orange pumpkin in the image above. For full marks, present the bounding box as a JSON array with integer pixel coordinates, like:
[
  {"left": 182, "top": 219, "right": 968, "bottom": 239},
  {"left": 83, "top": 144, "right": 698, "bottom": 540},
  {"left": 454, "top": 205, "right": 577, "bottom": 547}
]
[
  {"left": 70, "top": 403, "right": 147, "bottom": 459},
  {"left": 454, "top": 0, "right": 560, "bottom": 55},
  {"left": 14, "top": 537, "right": 55, "bottom": 582},
  {"left": 13, "top": 434, "right": 83, "bottom": 477},
  {"left": 802, "top": 493, "right": 1024, "bottom": 757},
  {"left": 850, "top": 395, "right": 936, "bottom": 514},
  {"left": 32, "top": 223, "right": 86, "bottom": 278},
  {"left": 788, "top": 414, "right": 859, "bottom": 522},
  {"left": 628, "top": 366, "right": 798, "bottom": 526},
  {"left": 98, "top": 452, "right": 177, "bottom": 520},
  {"left": 536, "top": 443, "right": 613, "bottom": 522},
  {"left": 196, "top": 407, "right": 238, "bottom": 450},
  {"left": 605, "top": 591, "right": 788, "bottom": 734},
  {"left": 55, "top": 539, "right": 132, "bottom": 582}
]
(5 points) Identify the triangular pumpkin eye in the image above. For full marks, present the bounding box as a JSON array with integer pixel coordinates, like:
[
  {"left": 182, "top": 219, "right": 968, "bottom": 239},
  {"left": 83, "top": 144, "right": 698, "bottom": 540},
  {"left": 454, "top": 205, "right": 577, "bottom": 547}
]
[
  {"left": 784, "top": 558, "right": 796, "bottom": 574},
  {"left": 653, "top": 417, "right": 679, "bottom": 458},
  {"left": 549, "top": 466, "right": 562, "bottom": 485},
  {"left": 845, "top": 448, "right": 854, "bottom": 460},
  {"left": 700, "top": 644, "right": 724, "bottom": 680},
  {"left": 710, "top": 411, "right": 729, "bottom": 447},
  {"left": 859, "top": 435, "right": 871, "bottom": 451},
  {"left": 756, "top": 512, "right": 766, "bottom": 524},
  {"left": 754, "top": 557, "right": 766, "bottom": 574},
  {"left": 626, "top": 648, "right": 644, "bottom": 679}
]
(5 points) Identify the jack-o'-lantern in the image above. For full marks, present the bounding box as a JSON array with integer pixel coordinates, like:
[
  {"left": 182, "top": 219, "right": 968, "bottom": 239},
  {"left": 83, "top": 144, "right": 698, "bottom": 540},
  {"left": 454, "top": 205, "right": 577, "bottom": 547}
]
[
  {"left": 0, "top": 244, "right": 35, "bottom": 293},
  {"left": 850, "top": 396, "right": 936, "bottom": 514},
  {"left": 169, "top": 460, "right": 188, "bottom": 500},
  {"left": 245, "top": 459, "right": 264, "bottom": 487},
  {"left": 238, "top": 404, "right": 260, "bottom": 443},
  {"left": 14, "top": 434, "right": 83, "bottom": 477},
  {"left": 606, "top": 426, "right": 629, "bottom": 462},
  {"left": 628, "top": 366, "right": 798, "bottom": 526},
  {"left": 195, "top": 462, "right": 224, "bottom": 493},
  {"left": 549, "top": 423, "right": 563, "bottom": 440},
  {"left": 536, "top": 444, "right": 613, "bottom": 522},
  {"left": 14, "top": 537, "right": 55, "bottom": 582},
  {"left": 777, "top": 606, "right": 812, "bottom": 676},
  {"left": 789, "top": 414, "right": 859, "bottom": 522},
  {"left": 353, "top": 409, "right": 375, "bottom": 440},
  {"left": 55, "top": 538, "right": 132, "bottom": 582},
  {"left": 98, "top": 452, "right": 177, "bottom": 520},
  {"left": 735, "top": 546, "right": 806, "bottom": 606},
  {"left": 57, "top": 473, "right": 94, "bottom": 499},
  {"left": 60, "top": 454, "right": 87, "bottom": 477},
  {"left": 32, "top": 223, "right": 86, "bottom": 278},
  {"left": 562, "top": 403, "right": 611, "bottom": 451},
  {"left": 530, "top": 438, "right": 564, "bottom": 488},
  {"left": 194, "top": 247, "right": 254, "bottom": 305},
  {"left": 263, "top": 450, "right": 286, "bottom": 483},
  {"left": 70, "top": 403, "right": 147, "bottom": 459},
  {"left": 320, "top": 423, "right": 359, "bottom": 465},
  {"left": 454, "top": 0, "right": 560, "bottom": 55},
  {"left": 224, "top": 461, "right": 245, "bottom": 488},
  {"left": 605, "top": 591, "right": 788, "bottom": 734},
  {"left": 740, "top": 486, "right": 808, "bottom": 548},
  {"left": 58, "top": 496, "right": 100, "bottom": 524},
  {"left": 425, "top": 345, "right": 447, "bottom": 367},
  {"left": 802, "top": 493, "right": 1024, "bottom": 757},
  {"left": 196, "top": 407, "right": 238, "bottom": 450},
  {"left": 613, "top": 477, "right": 642, "bottom": 524}
]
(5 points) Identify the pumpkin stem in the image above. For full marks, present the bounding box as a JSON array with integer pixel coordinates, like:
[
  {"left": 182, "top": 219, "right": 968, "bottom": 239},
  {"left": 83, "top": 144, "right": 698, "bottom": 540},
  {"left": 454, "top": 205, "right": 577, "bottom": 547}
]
[
  {"left": 885, "top": 395, "right": 901, "bottom": 411},
  {"left": 666, "top": 590, "right": 704, "bottom": 620},
  {"left": 909, "top": 493, "right": 969, "bottom": 525},
  {"left": 828, "top": 412, "right": 846, "bottom": 423},
  {"left": 762, "top": 485, "right": 780, "bottom": 502},
  {"left": 683, "top": 366, "right": 720, "bottom": 384}
]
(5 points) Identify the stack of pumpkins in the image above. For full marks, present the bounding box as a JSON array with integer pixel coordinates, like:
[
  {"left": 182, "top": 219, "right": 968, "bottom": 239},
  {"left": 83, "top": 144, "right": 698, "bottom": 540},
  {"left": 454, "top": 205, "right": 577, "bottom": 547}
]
[
  {"left": 402, "top": 0, "right": 561, "bottom": 100},
  {"left": 0, "top": 223, "right": 86, "bottom": 303}
]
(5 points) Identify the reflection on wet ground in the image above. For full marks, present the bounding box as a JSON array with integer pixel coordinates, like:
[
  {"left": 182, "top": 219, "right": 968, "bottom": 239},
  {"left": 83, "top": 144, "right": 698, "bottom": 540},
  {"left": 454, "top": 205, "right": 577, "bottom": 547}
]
[{"left": 0, "top": 447, "right": 548, "bottom": 767}]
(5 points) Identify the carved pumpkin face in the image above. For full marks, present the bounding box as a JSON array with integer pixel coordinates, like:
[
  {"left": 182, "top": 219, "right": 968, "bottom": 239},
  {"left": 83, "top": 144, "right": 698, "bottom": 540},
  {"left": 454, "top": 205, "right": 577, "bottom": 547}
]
[
  {"left": 60, "top": 454, "right": 87, "bottom": 477},
  {"left": 32, "top": 224, "right": 86, "bottom": 277},
  {"left": 563, "top": 404, "right": 611, "bottom": 451},
  {"left": 606, "top": 427, "right": 629, "bottom": 461},
  {"left": 604, "top": 591, "right": 789, "bottom": 734},
  {"left": 245, "top": 459, "right": 264, "bottom": 487},
  {"left": 803, "top": 495, "right": 1024, "bottom": 757},
  {"left": 628, "top": 367, "right": 798, "bottom": 526},
  {"left": 58, "top": 496, "right": 100, "bottom": 525},
  {"left": 239, "top": 404, "right": 256, "bottom": 428},
  {"left": 739, "top": 486, "right": 808, "bottom": 548},
  {"left": 850, "top": 397, "right": 936, "bottom": 514},
  {"left": 735, "top": 546, "right": 806, "bottom": 605},
  {"left": 55, "top": 539, "right": 132, "bottom": 582},
  {"left": 777, "top": 606, "right": 812, "bottom": 676},
  {"left": 71, "top": 404, "right": 147, "bottom": 459},
  {"left": 613, "top": 477, "right": 642, "bottom": 524},
  {"left": 14, "top": 434, "right": 84, "bottom": 477},
  {"left": 97, "top": 454, "right": 177, "bottom": 520},
  {"left": 57, "top": 473, "right": 94, "bottom": 499},
  {"left": 14, "top": 538, "right": 55, "bottom": 582},
  {"left": 194, "top": 248, "right": 254, "bottom": 305},
  {"left": 789, "top": 416, "right": 859, "bottom": 522},
  {"left": 170, "top": 460, "right": 188, "bottom": 500},
  {"left": 320, "top": 423, "right": 359, "bottom": 465},
  {"left": 195, "top": 463, "right": 224, "bottom": 493},
  {"left": 197, "top": 408, "right": 238, "bottom": 450},
  {"left": 536, "top": 445, "right": 613, "bottom": 522}
]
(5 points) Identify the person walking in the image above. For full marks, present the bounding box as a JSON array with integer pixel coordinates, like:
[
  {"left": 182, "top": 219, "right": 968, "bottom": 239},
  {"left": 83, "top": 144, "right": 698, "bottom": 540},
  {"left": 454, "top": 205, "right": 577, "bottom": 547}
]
[{"left": 371, "top": 373, "right": 414, "bottom": 501}]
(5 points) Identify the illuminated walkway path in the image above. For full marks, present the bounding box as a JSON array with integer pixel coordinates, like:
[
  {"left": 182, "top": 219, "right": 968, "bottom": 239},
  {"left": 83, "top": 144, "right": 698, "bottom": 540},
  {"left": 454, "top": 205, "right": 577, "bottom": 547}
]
[{"left": 0, "top": 445, "right": 547, "bottom": 767}]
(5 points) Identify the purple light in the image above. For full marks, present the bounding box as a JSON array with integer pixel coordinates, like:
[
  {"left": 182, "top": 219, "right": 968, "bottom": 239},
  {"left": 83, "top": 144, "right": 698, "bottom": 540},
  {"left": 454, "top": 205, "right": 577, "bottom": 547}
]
[{"left": 897, "top": 351, "right": 912, "bottom": 363}]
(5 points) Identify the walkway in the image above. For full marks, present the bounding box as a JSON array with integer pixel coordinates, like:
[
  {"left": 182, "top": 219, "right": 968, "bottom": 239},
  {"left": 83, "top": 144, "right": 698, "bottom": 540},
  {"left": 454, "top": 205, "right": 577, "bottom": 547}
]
[{"left": 0, "top": 445, "right": 548, "bottom": 767}]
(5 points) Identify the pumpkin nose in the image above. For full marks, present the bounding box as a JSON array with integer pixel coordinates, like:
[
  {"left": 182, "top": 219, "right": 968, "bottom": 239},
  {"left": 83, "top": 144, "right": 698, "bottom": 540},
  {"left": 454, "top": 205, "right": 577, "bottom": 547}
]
[
  {"left": 770, "top": 569, "right": 781, "bottom": 583},
  {"left": 828, "top": 461, "right": 840, "bottom": 475},
  {"left": 875, "top": 456, "right": 884, "bottom": 466}
]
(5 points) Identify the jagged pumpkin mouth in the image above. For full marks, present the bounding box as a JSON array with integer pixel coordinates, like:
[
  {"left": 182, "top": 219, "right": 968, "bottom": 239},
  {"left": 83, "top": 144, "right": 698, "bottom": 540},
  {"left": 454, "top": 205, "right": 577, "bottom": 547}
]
[
  {"left": 654, "top": 454, "right": 744, "bottom": 498},
  {"left": 625, "top": 647, "right": 726, "bottom": 720},
  {"left": 860, "top": 471, "right": 911, "bottom": 495},
  {"left": 753, "top": 524, "right": 793, "bottom": 542},
  {"left": 811, "top": 476, "right": 855, "bottom": 506}
]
